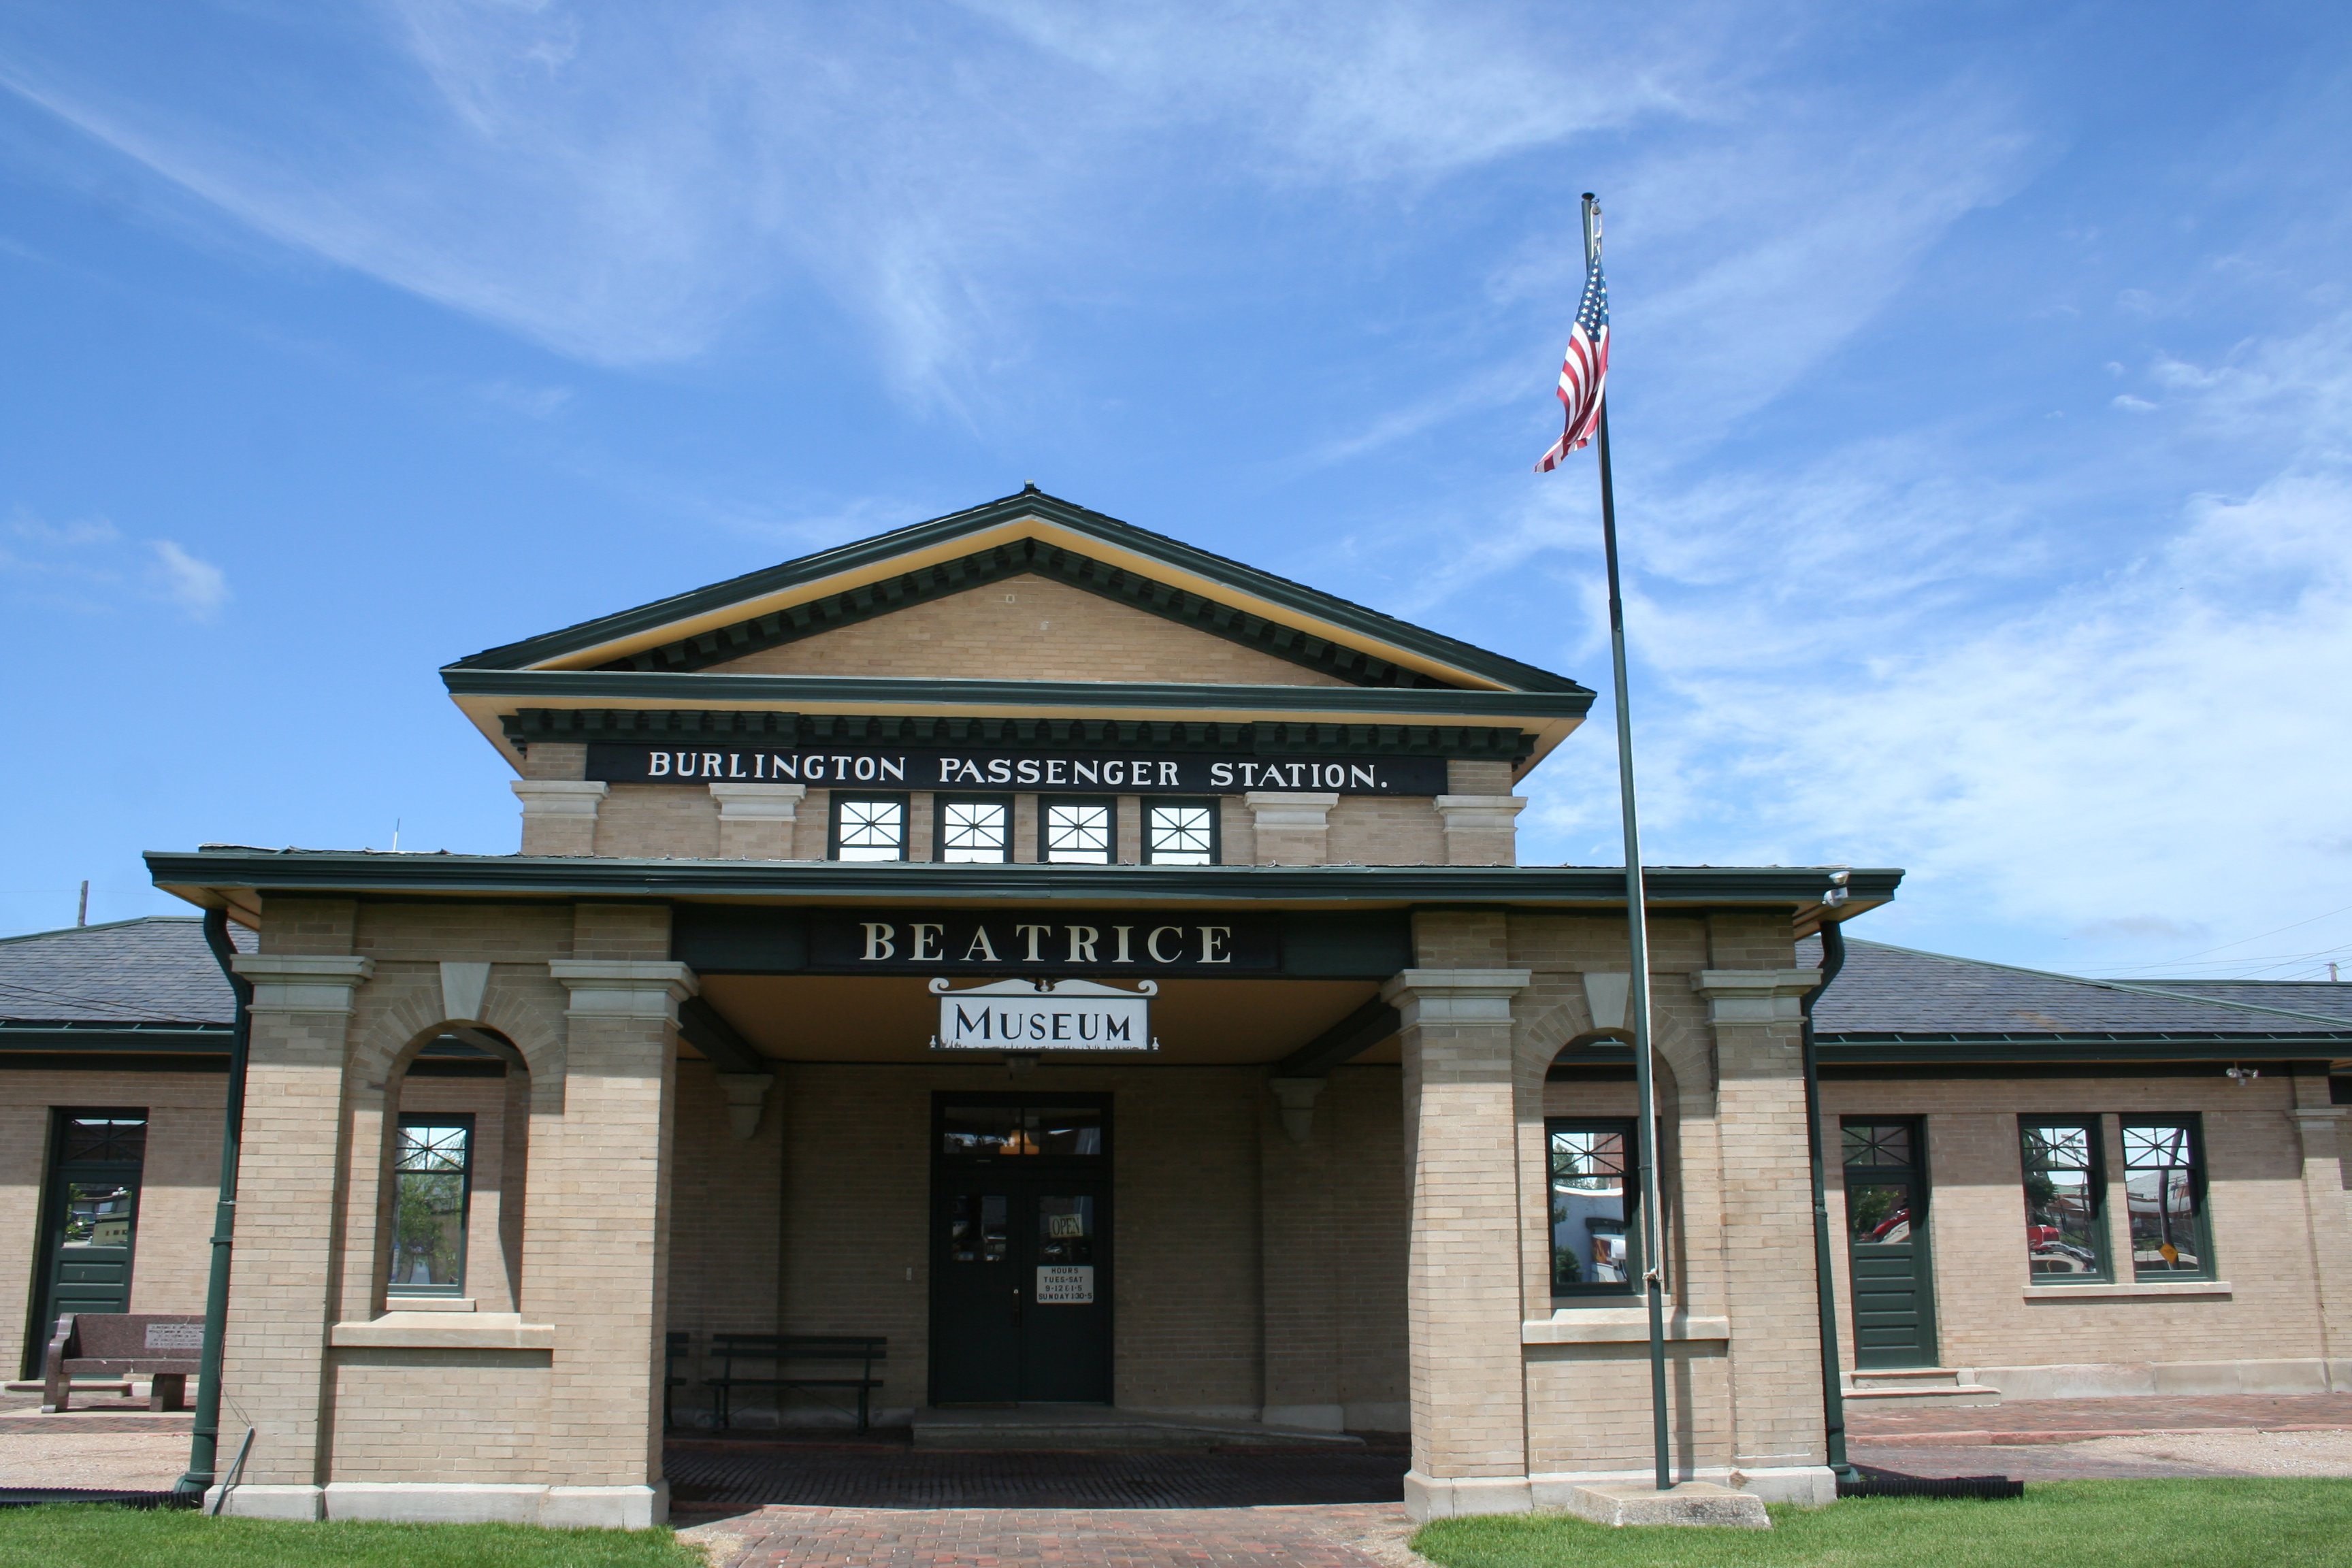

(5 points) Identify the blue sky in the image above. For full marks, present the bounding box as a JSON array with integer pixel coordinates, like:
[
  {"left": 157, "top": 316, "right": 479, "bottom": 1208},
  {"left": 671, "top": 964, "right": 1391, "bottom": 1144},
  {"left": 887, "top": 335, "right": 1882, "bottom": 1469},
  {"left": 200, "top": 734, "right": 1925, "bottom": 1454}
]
[{"left": 2, "top": 2, "right": 2347, "bottom": 979}]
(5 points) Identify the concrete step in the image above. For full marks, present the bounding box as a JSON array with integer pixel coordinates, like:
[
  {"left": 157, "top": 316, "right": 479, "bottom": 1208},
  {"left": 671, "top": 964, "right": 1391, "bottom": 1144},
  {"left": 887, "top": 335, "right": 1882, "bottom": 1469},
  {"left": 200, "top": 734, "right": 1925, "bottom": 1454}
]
[
  {"left": 1843, "top": 1369, "right": 2000, "bottom": 1408},
  {"left": 912, "top": 1405, "right": 1365, "bottom": 1450}
]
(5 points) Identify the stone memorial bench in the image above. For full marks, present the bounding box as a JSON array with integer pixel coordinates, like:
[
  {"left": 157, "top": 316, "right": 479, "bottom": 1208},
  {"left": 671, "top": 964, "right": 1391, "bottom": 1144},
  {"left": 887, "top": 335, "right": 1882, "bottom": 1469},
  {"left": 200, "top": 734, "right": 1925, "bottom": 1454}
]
[
  {"left": 705, "top": 1333, "right": 886, "bottom": 1432},
  {"left": 42, "top": 1312, "right": 204, "bottom": 1413}
]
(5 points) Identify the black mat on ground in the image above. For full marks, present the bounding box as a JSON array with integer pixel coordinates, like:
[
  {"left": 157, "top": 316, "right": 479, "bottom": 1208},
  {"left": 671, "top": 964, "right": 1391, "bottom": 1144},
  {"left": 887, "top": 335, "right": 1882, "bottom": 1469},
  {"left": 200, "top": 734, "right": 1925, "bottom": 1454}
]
[
  {"left": 665, "top": 1441, "right": 1409, "bottom": 1509},
  {"left": 0, "top": 1488, "right": 199, "bottom": 1509},
  {"left": 1842, "top": 1467, "right": 2023, "bottom": 1499}
]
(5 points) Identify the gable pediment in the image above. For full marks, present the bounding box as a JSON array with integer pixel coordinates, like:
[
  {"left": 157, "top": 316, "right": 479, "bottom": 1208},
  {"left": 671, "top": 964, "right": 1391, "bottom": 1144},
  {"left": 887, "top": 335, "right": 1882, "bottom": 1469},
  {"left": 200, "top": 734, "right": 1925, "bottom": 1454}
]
[
  {"left": 619, "top": 542, "right": 1422, "bottom": 688},
  {"left": 444, "top": 491, "right": 1595, "bottom": 775}
]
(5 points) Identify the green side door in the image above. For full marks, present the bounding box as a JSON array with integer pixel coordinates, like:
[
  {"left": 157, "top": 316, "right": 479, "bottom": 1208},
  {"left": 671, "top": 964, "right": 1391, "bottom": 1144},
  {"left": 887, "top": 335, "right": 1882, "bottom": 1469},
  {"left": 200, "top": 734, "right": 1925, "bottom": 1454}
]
[
  {"left": 26, "top": 1114, "right": 148, "bottom": 1375},
  {"left": 1842, "top": 1117, "right": 1939, "bottom": 1370}
]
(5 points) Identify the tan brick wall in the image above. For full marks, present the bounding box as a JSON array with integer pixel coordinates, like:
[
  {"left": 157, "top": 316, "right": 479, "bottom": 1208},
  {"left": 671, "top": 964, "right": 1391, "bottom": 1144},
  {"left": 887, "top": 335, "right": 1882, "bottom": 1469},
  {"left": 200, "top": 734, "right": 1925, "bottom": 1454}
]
[
  {"left": 1328, "top": 797, "right": 1446, "bottom": 866},
  {"left": 1260, "top": 1064, "right": 1408, "bottom": 1429},
  {"left": 665, "top": 1060, "right": 785, "bottom": 1424},
  {"left": 521, "top": 743, "right": 587, "bottom": 781},
  {"left": 1823, "top": 1073, "right": 2337, "bottom": 1379},
  {"left": 353, "top": 904, "right": 574, "bottom": 964},
  {"left": 595, "top": 785, "right": 720, "bottom": 859},
  {"left": 710, "top": 574, "right": 1348, "bottom": 686},
  {"left": 328, "top": 1349, "right": 549, "bottom": 1481},
  {"left": 258, "top": 898, "right": 357, "bottom": 956},
  {"left": 0, "top": 1073, "right": 227, "bottom": 1373}
]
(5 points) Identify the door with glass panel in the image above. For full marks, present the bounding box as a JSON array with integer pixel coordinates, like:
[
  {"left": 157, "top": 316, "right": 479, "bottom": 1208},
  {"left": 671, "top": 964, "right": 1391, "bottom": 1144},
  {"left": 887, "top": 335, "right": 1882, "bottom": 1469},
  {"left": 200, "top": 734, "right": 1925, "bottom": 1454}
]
[
  {"left": 27, "top": 1113, "right": 147, "bottom": 1375},
  {"left": 1842, "top": 1118, "right": 1940, "bottom": 1369},
  {"left": 930, "top": 1097, "right": 1112, "bottom": 1405}
]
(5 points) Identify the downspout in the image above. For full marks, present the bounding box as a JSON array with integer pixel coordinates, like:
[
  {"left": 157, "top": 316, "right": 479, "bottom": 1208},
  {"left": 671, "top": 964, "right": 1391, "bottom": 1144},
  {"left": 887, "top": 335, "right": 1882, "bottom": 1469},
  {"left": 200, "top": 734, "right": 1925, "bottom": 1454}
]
[
  {"left": 1801, "top": 919, "right": 1859, "bottom": 1485},
  {"left": 176, "top": 907, "right": 251, "bottom": 1497}
]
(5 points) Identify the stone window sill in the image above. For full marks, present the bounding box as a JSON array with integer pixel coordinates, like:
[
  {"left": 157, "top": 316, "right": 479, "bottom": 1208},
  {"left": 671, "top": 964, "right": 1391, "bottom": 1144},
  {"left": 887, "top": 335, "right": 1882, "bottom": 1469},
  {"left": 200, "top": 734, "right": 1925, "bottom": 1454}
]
[
  {"left": 330, "top": 1312, "right": 555, "bottom": 1350},
  {"left": 2021, "top": 1280, "right": 2232, "bottom": 1301},
  {"left": 1524, "top": 1309, "right": 1731, "bottom": 1345},
  {"left": 385, "top": 1296, "right": 475, "bottom": 1312}
]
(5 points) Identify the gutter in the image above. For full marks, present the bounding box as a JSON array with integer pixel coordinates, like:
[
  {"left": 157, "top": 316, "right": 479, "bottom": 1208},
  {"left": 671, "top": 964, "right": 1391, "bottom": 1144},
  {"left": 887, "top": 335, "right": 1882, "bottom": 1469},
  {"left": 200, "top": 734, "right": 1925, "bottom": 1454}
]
[
  {"left": 176, "top": 911, "right": 251, "bottom": 1499},
  {"left": 1800, "top": 920, "right": 1859, "bottom": 1485}
]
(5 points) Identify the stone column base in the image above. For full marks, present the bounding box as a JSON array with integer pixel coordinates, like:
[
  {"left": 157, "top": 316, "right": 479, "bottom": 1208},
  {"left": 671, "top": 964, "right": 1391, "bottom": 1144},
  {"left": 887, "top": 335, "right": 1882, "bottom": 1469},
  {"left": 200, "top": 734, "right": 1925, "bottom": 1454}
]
[
  {"left": 277, "top": 1480, "right": 670, "bottom": 1528},
  {"left": 208, "top": 1483, "right": 323, "bottom": 1520},
  {"left": 1403, "top": 1470, "right": 1533, "bottom": 1520},
  {"left": 1564, "top": 1481, "right": 1769, "bottom": 1529}
]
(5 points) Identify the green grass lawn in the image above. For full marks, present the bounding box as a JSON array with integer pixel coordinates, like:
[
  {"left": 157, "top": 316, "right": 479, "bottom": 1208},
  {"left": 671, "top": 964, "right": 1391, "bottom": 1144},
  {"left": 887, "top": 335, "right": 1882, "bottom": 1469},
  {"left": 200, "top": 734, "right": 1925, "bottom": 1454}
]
[
  {"left": 0, "top": 1505, "right": 705, "bottom": 1568},
  {"left": 1412, "top": 1480, "right": 2352, "bottom": 1568}
]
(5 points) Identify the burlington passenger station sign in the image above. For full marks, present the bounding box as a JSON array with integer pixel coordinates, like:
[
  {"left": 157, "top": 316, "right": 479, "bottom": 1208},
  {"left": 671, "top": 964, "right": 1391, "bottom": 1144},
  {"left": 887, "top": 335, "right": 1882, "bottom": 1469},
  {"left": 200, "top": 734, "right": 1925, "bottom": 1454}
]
[{"left": 586, "top": 742, "right": 1446, "bottom": 795}]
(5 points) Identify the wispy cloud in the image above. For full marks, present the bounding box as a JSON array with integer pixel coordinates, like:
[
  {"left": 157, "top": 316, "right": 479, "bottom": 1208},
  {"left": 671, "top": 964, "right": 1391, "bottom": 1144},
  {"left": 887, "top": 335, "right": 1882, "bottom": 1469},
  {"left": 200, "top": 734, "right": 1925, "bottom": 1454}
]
[
  {"left": 0, "top": 1, "right": 1860, "bottom": 408},
  {"left": 1, "top": 512, "right": 231, "bottom": 621}
]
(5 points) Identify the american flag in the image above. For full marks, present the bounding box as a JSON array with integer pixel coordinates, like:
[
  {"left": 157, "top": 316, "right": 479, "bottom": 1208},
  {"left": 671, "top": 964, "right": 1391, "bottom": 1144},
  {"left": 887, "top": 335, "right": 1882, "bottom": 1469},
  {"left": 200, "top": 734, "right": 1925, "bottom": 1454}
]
[{"left": 1534, "top": 250, "right": 1610, "bottom": 472}]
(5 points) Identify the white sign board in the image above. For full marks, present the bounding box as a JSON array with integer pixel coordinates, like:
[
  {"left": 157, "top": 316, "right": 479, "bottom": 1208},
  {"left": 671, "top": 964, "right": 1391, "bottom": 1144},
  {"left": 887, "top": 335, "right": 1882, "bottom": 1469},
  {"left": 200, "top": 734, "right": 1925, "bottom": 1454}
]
[
  {"left": 932, "top": 978, "right": 1157, "bottom": 1052},
  {"left": 1035, "top": 1266, "right": 1096, "bottom": 1305}
]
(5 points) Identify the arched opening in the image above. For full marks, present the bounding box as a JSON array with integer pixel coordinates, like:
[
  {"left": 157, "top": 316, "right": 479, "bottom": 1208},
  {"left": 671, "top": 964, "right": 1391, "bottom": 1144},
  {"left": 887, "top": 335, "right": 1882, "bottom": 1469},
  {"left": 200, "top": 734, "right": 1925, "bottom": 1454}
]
[{"left": 379, "top": 1028, "right": 532, "bottom": 1312}]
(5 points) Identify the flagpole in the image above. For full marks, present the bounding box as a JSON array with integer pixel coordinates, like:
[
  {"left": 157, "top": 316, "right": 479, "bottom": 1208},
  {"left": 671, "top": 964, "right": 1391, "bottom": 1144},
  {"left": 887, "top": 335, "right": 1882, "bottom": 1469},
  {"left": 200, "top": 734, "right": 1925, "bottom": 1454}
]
[{"left": 1582, "top": 191, "right": 1673, "bottom": 1494}]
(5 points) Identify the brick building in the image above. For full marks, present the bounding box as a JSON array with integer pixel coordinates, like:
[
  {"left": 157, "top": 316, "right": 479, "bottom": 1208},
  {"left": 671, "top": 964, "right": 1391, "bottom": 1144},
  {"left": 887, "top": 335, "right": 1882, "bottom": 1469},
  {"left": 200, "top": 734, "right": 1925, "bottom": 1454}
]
[{"left": 5, "top": 489, "right": 2347, "bottom": 1524}]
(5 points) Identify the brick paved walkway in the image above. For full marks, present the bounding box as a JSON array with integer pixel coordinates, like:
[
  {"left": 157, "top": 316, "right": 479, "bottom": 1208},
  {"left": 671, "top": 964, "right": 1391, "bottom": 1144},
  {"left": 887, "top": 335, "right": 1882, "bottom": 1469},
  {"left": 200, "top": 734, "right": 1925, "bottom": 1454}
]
[
  {"left": 696, "top": 1503, "right": 1411, "bottom": 1568},
  {"left": 1849, "top": 1392, "right": 2352, "bottom": 1445}
]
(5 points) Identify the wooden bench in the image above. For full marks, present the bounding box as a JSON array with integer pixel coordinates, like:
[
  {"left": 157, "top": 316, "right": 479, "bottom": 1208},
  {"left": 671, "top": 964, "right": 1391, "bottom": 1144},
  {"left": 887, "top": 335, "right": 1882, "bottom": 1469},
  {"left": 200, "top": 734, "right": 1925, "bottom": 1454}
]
[
  {"left": 43, "top": 1313, "right": 203, "bottom": 1413},
  {"left": 705, "top": 1333, "right": 886, "bottom": 1432}
]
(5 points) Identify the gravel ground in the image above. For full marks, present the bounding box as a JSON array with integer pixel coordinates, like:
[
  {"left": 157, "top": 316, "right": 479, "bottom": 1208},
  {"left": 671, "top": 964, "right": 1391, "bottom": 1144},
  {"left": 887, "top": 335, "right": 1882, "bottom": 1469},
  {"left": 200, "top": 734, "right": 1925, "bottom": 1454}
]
[
  {"left": 0, "top": 1429, "right": 189, "bottom": 1490},
  {"left": 2072, "top": 1429, "right": 2352, "bottom": 1476}
]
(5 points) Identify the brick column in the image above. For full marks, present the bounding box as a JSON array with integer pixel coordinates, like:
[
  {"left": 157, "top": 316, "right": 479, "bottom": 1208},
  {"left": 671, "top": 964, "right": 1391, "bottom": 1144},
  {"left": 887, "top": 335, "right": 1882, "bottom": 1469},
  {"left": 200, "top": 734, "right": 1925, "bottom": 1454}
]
[
  {"left": 1244, "top": 792, "right": 1337, "bottom": 864},
  {"left": 512, "top": 781, "right": 606, "bottom": 856},
  {"left": 537, "top": 955, "right": 689, "bottom": 1528},
  {"left": 1388, "top": 966, "right": 1533, "bottom": 1520},
  {"left": 708, "top": 783, "right": 804, "bottom": 859},
  {"left": 1691, "top": 968, "right": 1835, "bottom": 1504},
  {"left": 216, "top": 953, "right": 374, "bottom": 1520},
  {"left": 2287, "top": 1087, "right": 2352, "bottom": 1382}
]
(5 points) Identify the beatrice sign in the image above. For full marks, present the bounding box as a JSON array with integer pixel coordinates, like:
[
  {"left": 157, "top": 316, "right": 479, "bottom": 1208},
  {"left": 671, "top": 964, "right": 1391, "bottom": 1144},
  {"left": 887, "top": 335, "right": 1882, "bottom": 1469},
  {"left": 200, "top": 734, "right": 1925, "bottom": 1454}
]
[
  {"left": 587, "top": 742, "right": 1445, "bottom": 796},
  {"left": 930, "top": 977, "right": 1157, "bottom": 1053}
]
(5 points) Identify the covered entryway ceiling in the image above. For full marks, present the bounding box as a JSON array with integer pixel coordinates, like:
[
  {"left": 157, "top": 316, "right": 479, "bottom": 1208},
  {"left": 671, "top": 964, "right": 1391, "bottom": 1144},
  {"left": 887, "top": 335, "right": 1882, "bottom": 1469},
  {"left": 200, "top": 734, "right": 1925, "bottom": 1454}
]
[{"left": 689, "top": 975, "right": 1393, "bottom": 1066}]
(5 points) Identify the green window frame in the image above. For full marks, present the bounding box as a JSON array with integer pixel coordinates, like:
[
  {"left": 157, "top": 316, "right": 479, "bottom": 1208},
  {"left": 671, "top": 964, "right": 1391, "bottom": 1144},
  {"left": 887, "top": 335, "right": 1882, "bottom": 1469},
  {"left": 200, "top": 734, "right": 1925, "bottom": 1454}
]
[
  {"left": 2019, "top": 1117, "right": 2110, "bottom": 1283},
  {"left": 2121, "top": 1117, "right": 2213, "bottom": 1279},
  {"left": 1040, "top": 796, "right": 1117, "bottom": 864},
  {"left": 389, "top": 1114, "right": 474, "bottom": 1298},
  {"left": 830, "top": 794, "right": 909, "bottom": 861},
  {"left": 1548, "top": 1117, "right": 1639, "bottom": 1298},
  {"left": 935, "top": 795, "right": 1015, "bottom": 863},
  {"left": 1143, "top": 798, "right": 1219, "bottom": 865}
]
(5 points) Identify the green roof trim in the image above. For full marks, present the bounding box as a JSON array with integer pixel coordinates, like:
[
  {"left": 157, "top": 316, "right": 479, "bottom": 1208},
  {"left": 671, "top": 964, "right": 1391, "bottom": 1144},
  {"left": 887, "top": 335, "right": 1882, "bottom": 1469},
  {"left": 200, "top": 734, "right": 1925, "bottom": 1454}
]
[
  {"left": 147, "top": 849, "right": 1894, "bottom": 909},
  {"left": 0, "top": 1021, "right": 231, "bottom": 1055},
  {"left": 444, "top": 668, "right": 1594, "bottom": 721},
  {"left": 446, "top": 489, "right": 1590, "bottom": 696},
  {"left": 500, "top": 708, "right": 1537, "bottom": 763}
]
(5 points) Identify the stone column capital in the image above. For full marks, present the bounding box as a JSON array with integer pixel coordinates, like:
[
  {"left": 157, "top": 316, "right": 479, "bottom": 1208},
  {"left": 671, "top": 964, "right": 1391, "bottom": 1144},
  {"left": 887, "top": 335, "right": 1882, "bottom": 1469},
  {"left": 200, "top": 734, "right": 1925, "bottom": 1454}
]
[
  {"left": 1243, "top": 791, "right": 1341, "bottom": 826},
  {"left": 548, "top": 960, "right": 698, "bottom": 1019},
  {"left": 1382, "top": 968, "right": 1533, "bottom": 1026},
  {"left": 231, "top": 953, "right": 375, "bottom": 1014},
  {"left": 511, "top": 779, "right": 608, "bottom": 813},
  {"left": 1433, "top": 795, "right": 1527, "bottom": 832},
  {"left": 708, "top": 783, "right": 806, "bottom": 820},
  {"left": 1690, "top": 968, "right": 1820, "bottom": 1024}
]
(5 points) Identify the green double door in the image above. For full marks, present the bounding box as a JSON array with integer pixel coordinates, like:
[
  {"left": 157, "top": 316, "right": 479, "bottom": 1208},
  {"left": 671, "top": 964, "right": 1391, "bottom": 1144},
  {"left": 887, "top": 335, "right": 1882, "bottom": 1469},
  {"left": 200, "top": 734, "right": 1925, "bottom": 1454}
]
[
  {"left": 1842, "top": 1118, "right": 1940, "bottom": 1369},
  {"left": 929, "top": 1096, "right": 1113, "bottom": 1406},
  {"left": 26, "top": 1114, "right": 148, "bottom": 1375}
]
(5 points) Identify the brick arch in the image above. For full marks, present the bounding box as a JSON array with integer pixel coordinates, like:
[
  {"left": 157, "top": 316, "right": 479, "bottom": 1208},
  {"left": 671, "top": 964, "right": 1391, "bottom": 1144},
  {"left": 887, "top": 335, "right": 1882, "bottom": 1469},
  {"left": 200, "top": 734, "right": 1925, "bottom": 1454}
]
[{"left": 348, "top": 965, "right": 566, "bottom": 1107}]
